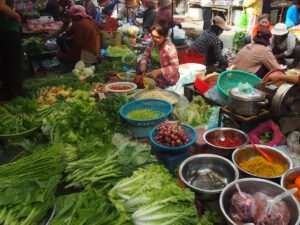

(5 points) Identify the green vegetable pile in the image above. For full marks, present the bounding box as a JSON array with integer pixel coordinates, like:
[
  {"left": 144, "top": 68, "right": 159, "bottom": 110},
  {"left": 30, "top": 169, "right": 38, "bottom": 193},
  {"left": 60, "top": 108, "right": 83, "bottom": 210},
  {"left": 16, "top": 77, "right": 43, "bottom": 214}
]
[
  {"left": 126, "top": 109, "right": 162, "bottom": 120},
  {"left": 107, "top": 45, "right": 130, "bottom": 57},
  {"left": 0, "top": 97, "right": 42, "bottom": 135},
  {"left": 109, "top": 164, "right": 198, "bottom": 225},
  {"left": 50, "top": 187, "right": 119, "bottom": 225},
  {"left": 259, "top": 131, "right": 273, "bottom": 143},
  {"left": 173, "top": 96, "right": 216, "bottom": 127}
]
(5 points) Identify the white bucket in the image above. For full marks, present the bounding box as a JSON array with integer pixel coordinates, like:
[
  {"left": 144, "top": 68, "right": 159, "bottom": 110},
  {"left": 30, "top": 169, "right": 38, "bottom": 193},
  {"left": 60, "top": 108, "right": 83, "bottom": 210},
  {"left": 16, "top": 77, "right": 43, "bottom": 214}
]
[{"left": 179, "top": 63, "right": 206, "bottom": 80}]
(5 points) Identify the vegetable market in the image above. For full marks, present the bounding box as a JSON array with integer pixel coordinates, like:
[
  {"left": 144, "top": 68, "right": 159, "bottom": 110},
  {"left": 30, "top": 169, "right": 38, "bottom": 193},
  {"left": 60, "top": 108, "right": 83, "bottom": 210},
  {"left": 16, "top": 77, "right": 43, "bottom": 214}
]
[{"left": 1, "top": 0, "right": 300, "bottom": 224}]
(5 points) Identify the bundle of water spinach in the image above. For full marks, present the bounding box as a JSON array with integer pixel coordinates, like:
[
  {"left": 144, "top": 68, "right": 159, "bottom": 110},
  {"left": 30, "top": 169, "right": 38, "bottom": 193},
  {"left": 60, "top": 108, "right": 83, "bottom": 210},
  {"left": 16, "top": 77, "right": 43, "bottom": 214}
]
[{"left": 0, "top": 144, "right": 66, "bottom": 225}]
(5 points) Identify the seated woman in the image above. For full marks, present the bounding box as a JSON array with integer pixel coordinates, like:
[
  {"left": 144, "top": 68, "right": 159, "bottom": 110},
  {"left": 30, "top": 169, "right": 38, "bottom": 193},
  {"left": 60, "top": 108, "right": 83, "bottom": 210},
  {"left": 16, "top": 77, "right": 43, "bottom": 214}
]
[
  {"left": 136, "top": 20, "right": 179, "bottom": 89},
  {"left": 192, "top": 16, "right": 231, "bottom": 72},
  {"left": 57, "top": 5, "right": 100, "bottom": 65},
  {"left": 270, "top": 23, "right": 300, "bottom": 68},
  {"left": 153, "top": 0, "right": 172, "bottom": 29},
  {"left": 229, "top": 27, "right": 281, "bottom": 78},
  {"left": 285, "top": 0, "right": 300, "bottom": 28}
]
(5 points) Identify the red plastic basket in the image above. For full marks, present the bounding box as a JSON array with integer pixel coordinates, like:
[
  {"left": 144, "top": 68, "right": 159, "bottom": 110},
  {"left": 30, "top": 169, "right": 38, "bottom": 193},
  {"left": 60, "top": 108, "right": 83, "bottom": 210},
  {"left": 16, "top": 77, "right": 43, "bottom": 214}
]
[{"left": 178, "top": 46, "right": 205, "bottom": 64}]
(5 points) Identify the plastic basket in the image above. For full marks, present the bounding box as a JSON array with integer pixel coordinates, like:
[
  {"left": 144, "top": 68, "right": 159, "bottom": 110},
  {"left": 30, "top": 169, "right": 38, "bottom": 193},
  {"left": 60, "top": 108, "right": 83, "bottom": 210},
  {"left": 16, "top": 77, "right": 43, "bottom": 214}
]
[
  {"left": 217, "top": 70, "right": 262, "bottom": 98},
  {"left": 149, "top": 124, "right": 198, "bottom": 153},
  {"left": 178, "top": 46, "right": 205, "bottom": 65},
  {"left": 119, "top": 99, "right": 173, "bottom": 127}
]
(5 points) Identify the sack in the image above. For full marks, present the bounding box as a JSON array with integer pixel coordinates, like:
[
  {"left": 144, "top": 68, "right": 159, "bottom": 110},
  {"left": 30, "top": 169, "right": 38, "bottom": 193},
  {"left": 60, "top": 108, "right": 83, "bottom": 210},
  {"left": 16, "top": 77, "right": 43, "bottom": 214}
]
[{"left": 239, "top": 10, "right": 249, "bottom": 29}]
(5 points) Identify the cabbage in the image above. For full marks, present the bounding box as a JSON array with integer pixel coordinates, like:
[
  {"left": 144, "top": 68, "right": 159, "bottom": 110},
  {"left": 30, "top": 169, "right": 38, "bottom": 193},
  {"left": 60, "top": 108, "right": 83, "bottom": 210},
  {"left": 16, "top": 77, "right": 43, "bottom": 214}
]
[
  {"left": 88, "top": 65, "right": 95, "bottom": 72},
  {"left": 75, "top": 60, "right": 85, "bottom": 70},
  {"left": 72, "top": 69, "right": 82, "bottom": 77},
  {"left": 109, "top": 165, "right": 198, "bottom": 225},
  {"left": 82, "top": 68, "right": 94, "bottom": 76},
  {"left": 107, "top": 45, "right": 130, "bottom": 57}
]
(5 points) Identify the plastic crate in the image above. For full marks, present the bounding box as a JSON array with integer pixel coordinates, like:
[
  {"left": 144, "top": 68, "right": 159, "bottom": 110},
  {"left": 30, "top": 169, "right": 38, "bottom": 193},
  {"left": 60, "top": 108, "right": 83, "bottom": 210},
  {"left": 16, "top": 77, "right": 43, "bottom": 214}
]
[{"left": 217, "top": 70, "right": 262, "bottom": 99}]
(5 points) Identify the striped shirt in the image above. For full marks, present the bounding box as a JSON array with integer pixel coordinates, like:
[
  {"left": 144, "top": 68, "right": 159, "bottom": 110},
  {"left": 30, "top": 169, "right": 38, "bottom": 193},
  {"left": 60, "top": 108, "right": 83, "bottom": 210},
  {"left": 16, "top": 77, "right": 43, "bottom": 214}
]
[{"left": 140, "top": 39, "right": 179, "bottom": 85}]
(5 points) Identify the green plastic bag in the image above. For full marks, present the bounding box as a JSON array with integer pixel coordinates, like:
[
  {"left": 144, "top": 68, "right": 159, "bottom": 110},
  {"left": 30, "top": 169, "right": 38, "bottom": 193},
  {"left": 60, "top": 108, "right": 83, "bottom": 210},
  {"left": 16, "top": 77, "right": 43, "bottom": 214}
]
[{"left": 239, "top": 10, "right": 249, "bottom": 29}]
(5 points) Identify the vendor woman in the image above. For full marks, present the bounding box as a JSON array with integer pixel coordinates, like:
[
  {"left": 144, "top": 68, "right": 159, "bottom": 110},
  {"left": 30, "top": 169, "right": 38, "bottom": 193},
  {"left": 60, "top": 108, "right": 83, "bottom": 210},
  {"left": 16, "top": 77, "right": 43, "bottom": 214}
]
[{"left": 136, "top": 20, "right": 179, "bottom": 89}]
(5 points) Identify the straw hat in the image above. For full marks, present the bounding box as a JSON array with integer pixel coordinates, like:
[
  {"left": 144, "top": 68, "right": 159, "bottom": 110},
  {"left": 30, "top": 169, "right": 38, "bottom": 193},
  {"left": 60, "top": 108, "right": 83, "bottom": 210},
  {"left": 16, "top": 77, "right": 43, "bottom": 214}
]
[
  {"left": 271, "top": 23, "right": 289, "bottom": 36},
  {"left": 213, "top": 16, "right": 231, "bottom": 31}
]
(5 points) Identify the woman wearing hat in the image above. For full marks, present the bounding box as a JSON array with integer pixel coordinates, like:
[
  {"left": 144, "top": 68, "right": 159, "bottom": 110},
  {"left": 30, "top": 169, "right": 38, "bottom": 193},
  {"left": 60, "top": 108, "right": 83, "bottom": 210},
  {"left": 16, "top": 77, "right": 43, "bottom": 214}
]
[
  {"left": 136, "top": 20, "right": 179, "bottom": 89},
  {"left": 192, "top": 16, "right": 231, "bottom": 72},
  {"left": 57, "top": 5, "right": 100, "bottom": 64},
  {"left": 228, "top": 27, "right": 281, "bottom": 78},
  {"left": 270, "top": 23, "right": 300, "bottom": 68}
]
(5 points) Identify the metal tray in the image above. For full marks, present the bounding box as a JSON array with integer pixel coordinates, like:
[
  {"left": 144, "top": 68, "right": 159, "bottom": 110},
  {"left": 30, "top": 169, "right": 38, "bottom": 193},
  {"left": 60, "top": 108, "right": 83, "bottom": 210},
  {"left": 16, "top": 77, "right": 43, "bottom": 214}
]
[{"left": 134, "top": 89, "right": 181, "bottom": 105}]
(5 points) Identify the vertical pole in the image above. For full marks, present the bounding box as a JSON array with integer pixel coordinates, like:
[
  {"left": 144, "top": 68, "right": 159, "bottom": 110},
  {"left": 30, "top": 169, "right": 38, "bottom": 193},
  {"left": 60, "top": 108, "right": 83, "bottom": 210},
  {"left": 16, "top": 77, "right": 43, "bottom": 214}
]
[
  {"left": 171, "top": 0, "right": 174, "bottom": 40},
  {"left": 126, "top": 0, "right": 129, "bottom": 22}
]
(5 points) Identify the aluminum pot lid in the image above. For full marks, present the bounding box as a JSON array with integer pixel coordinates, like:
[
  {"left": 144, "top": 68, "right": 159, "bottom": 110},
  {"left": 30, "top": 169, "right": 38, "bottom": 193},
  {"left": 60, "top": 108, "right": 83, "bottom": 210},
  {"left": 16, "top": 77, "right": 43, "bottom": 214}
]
[{"left": 229, "top": 87, "right": 265, "bottom": 101}]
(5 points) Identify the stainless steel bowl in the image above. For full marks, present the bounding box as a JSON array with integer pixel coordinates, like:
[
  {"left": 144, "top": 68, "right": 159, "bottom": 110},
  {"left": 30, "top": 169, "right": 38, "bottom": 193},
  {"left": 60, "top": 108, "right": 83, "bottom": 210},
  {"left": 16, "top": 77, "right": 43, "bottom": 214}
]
[
  {"left": 203, "top": 127, "right": 249, "bottom": 158},
  {"left": 281, "top": 166, "right": 300, "bottom": 204},
  {"left": 179, "top": 154, "right": 239, "bottom": 201},
  {"left": 219, "top": 178, "right": 300, "bottom": 225},
  {"left": 232, "top": 145, "right": 293, "bottom": 182}
]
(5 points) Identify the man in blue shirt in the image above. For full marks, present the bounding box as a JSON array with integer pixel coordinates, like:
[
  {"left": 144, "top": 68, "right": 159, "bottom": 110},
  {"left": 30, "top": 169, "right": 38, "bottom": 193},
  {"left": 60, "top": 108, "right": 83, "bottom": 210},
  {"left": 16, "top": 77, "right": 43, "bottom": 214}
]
[{"left": 285, "top": 0, "right": 300, "bottom": 28}]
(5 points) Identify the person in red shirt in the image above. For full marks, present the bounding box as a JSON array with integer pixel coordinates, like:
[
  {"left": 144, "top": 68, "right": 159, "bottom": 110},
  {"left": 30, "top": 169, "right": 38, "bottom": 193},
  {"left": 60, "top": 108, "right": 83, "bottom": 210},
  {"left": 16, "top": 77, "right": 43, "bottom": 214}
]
[
  {"left": 244, "top": 14, "right": 273, "bottom": 44},
  {"left": 252, "top": 14, "right": 273, "bottom": 37}
]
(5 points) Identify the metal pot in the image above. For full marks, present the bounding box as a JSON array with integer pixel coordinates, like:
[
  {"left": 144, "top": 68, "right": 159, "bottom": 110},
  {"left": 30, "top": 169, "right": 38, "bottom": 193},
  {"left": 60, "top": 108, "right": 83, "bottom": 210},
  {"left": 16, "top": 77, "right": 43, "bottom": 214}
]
[{"left": 228, "top": 87, "right": 268, "bottom": 116}]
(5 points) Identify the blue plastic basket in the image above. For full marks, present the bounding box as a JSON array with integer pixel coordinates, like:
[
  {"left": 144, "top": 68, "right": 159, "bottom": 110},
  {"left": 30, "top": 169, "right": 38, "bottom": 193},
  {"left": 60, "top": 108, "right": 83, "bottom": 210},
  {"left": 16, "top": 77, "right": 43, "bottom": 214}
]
[
  {"left": 119, "top": 99, "right": 173, "bottom": 127},
  {"left": 149, "top": 124, "right": 198, "bottom": 153},
  {"left": 217, "top": 70, "right": 262, "bottom": 99}
]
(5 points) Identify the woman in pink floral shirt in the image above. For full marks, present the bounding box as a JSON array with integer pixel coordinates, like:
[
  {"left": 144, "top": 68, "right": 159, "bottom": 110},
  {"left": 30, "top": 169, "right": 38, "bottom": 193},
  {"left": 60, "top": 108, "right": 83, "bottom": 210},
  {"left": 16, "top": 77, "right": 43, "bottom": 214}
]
[{"left": 137, "top": 20, "right": 179, "bottom": 88}]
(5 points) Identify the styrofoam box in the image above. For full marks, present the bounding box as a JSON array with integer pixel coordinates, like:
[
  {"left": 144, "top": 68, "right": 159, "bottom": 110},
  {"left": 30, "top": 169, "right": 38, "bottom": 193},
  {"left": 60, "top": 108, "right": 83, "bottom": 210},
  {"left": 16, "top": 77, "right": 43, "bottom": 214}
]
[{"left": 188, "top": 7, "right": 203, "bottom": 20}]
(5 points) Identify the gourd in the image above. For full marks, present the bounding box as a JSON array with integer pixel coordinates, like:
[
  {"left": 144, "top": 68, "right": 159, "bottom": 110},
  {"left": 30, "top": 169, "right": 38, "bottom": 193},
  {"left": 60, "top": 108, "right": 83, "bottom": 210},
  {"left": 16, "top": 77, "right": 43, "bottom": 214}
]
[{"left": 143, "top": 78, "right": 155, "bottom": 89}]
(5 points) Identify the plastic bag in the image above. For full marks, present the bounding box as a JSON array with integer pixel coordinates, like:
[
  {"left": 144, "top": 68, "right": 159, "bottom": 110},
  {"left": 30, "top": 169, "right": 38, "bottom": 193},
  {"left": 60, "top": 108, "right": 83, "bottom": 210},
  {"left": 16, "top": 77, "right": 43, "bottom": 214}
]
[
  {"left": 238, "top": 82, "right": 253, "bottom": 93},
  {"left": 249, "top": 120, "right": 286, "bottom": 147},
  {"left": 239, "top": 10, "right": 249, "bottom": 29},
  {"left": 253, "top": 191, "right": 291, "bottom": 225},
  {"left": 287, "top": 131, "right": 300, "bottom": 153}
]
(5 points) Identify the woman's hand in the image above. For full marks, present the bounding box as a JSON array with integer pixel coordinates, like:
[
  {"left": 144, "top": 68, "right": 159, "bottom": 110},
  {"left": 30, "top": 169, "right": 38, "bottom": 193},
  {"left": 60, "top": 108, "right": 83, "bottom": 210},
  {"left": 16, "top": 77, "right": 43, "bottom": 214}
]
[
  {"left": 264, "top": 73, "right": 285, "bottom": 85},
  {"left": 147, "top": 69, "right": 161, "bottom": 79},
  {"left": 139, "top": 63, "right": 147, "bottom": 73}
]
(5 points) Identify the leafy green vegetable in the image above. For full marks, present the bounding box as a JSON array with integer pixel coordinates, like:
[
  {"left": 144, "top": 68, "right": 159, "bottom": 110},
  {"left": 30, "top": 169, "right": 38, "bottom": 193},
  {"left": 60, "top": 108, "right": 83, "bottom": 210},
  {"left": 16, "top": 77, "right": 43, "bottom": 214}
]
[
  {"left": 109, "top": 165, "right": 198, "bottom": 225},
  {"left": 50, "top": 187, "right": 119, "bottom": 225},
  {"left": 64, "top": 139, "right": 157, "bottom": 189},
  {"left": 197, "top": 210, "right": 221, "bottom": 225},
  {"left": 232, "top": 31, "right": 247, "bottom": 53},
  {"left": 107, "top": 45, "right": 130, "bottom": 57},
  {"left": 0, "top": 97, "right": 41, "bottom": 135},
  {"left": 0, "top": 143, "right": 70, "bottom": 225},
  {"left": 173, "top": 96, "right": 216, "bottom": 126},
  {"left": 259, "top": 130, "right": 273, "bottom": 143}
]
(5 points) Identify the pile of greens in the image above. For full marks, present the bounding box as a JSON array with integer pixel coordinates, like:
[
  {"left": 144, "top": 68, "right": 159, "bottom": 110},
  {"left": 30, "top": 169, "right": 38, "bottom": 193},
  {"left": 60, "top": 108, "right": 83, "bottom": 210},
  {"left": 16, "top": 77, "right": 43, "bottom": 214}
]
[
  {"left": 65, "top": 138, "right": 157, "bottom": 189},
  {"left": 0, "top": 97, "right": 42, "bottom": 135},
  {"left": 173, "top": 96, "right": 216, "bottom": 127},
  {"left": 109, "top": 164, "right": 198, "bottom": 225},
  {"left": 50, "top": 187, "right": 119, "bottom": 225},
  {"left": 0, "top": 144, "right": 68, "bottom": 225}
]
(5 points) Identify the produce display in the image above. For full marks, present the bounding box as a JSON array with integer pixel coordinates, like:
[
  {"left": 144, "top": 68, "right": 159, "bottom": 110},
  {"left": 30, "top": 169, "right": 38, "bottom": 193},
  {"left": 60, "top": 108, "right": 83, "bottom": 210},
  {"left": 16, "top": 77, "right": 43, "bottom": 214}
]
[
  {"left": 239, "top": 156, "right": 288, "bottom": 177},
  {"left": 0, "top": 97, "right": 42, "bottom": 136},
  {"left": 107, "top": 45, "right": 130, "bottom": 57},
  {"left": 153, "top": 122, "right": 189, "bottom": 147},
  {"left": 109, "top": 164, "right": 198, "bottom": 225},
  {"left": 173, "top": 96, "right": 216, "bottom": 126},
  {"left": 72, "top": 60, "right": 96, "bottom": 80},
  {"left": 229, "top": 185, "right": 291, "bottom": 225},
  {"left": 126, "top": 109, "right": 163, "bottom": 120}
]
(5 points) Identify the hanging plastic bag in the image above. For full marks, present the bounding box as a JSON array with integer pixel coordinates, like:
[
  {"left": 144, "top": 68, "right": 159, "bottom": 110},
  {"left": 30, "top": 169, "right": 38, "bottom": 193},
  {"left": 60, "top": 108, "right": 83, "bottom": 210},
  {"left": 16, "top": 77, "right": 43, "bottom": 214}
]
[{"left": 239, "top": 9, "right": 249, "bottom": 29}]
